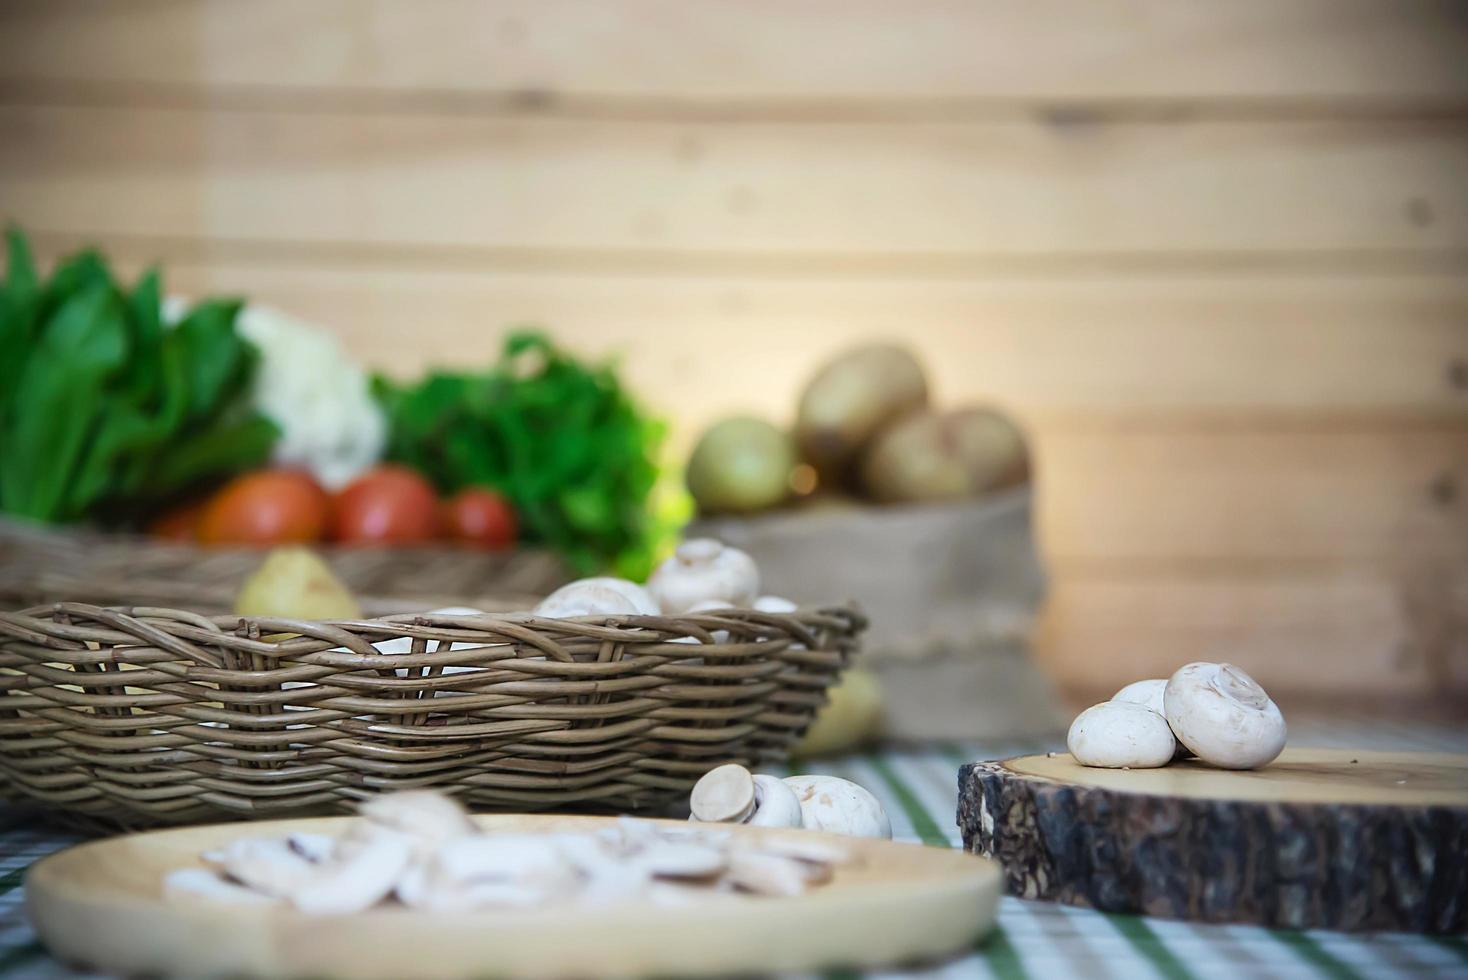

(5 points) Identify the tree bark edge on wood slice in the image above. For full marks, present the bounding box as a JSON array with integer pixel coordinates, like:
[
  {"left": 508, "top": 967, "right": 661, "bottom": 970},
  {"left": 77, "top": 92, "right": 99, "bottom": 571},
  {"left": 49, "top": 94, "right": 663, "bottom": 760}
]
[{"left": 957, "top": 750, "right": 1468, "bottom": 933}]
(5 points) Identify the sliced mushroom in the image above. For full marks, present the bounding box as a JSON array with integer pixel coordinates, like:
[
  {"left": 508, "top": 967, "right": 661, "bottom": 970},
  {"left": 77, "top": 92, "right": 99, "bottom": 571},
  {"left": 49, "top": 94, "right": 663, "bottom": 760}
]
[
  {"left": 164, "top": 868, "right": 281, "bottom": 906},
  {"left": 725, "top": 851, "right": 809, "bottom": 897},
  {"left": 1165, "top": 662, "right": 1287, "bottom": 770},
  {"left": 635, "top": 841, "right": 727, "bottom": 879},
  {"left": 782, "top": 775, "right": 892, "bottom": 839},
  {"left": 286, "top": 832, "right": 337, "bottom": 864},
  {"left": 748, "top": 835, "right": 850, "bottom": 867},
  {"left": 290, "top": 827, "right": 415, "bottom": 915},
  {"left": 647, "top": 539, "right": 760, "bottom": 614},
  {"left": 202, "top": 836, "right": 318, "bottom": 898},
  {"left": 433, "top": 833, "right": 573, "bottom": 884},
  {"left": 355, "top": 788, "right": 477, "bottom": 848},
  {"left": 1066, "top": 701, "right": 1176, "bottom": 769},
  {"left": 689, "top": 764, "right": 757, "bottom": 823},
  {"left": 169, "top": 788, "right": 854, "bottom": 914}
]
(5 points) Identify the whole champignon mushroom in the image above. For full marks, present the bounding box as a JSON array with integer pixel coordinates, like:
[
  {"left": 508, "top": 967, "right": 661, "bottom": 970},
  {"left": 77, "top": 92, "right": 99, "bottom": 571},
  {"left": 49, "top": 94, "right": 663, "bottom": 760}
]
[
  {"left": 781, "top": 775, "right": 892, "bottom": 839},
  {"left": 1111, "top": 678, "right": 1167, "bottom": 715},
  {"left": 745, "top": 774, "right": 804, "bottom": 829},
  {"left": 1066, "top": 701, "right": 1176, "bottom": 769},
  {"left": 533, "top": 577, "right": 660, "bottom": 618},
  {"left": 689, "top": 764, "right": 757, "bottom": 823},
  {"left": 1112, "top": 678, "right": 1193, "bottom": 759},
  {"left": 752, "top": 595, "right": 798, "bottom": 614},
  {"left": 1165, "top": 662, "right": 1287, "bottom": 770},
  {"left": 647, "top": 539, "right": 759, "bottom": 615},
  {"left": 687, "top": 765, "right": 803, "bottom": 829}
]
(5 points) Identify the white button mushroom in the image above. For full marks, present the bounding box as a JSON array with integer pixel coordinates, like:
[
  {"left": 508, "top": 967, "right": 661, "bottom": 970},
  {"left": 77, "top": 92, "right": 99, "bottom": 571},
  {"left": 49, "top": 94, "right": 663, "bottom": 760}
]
[
  {"left": 752, "top": 595, "right": 798, "bottom": 614},
  {"left": 533, "top": 577, "right": 661, "bottom": 618},
  {"left": 781, "top": 775, "right": 892, "bottom": 839},
  {"left": 1112, "top": 677, "right": 1194, "bottom": 759},
  {"left": 689, "top": 764, "right": 757, "bottom": 823},
  {"left": 745, "top": 774, "right": 804, "bottom": 829},
  {"left": 647, "top": 539, "right": 760, "bottom": 614},
  {"left": 1111, "top": 678, "right": 1167, "bottom": 715},
  {"left": 1164, "top": 662, "right": 1287, "bottom": 770},
  {"left": 687, "top": 766, "right": 805, "bottom": 830},
  {"left": 1066, "top": 701, "right": 1176, "bottom": 769},
  {"left": 201, "top": 837, "right": 319, "bottom": 898}
]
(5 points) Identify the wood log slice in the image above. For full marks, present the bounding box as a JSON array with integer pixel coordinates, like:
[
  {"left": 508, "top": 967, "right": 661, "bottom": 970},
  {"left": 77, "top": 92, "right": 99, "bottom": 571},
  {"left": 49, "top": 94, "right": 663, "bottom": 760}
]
[{"left": 957, "top": 749, "right": 1468, "bottom": 933}]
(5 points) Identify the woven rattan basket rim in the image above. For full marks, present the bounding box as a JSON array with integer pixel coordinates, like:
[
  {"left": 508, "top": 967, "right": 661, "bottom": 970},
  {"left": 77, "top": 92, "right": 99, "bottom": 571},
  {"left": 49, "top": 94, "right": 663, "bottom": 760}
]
[{"left": 0, "top": 601, "right": 866, "bottom": 829}]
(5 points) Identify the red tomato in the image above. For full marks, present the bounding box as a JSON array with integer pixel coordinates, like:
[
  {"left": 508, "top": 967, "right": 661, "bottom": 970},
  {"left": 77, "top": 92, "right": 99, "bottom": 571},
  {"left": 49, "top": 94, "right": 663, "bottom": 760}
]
[
  {"left": 148, "top": 500, "right": 205, "bottom": 542},
  {"left": 442, "top": 488, "right": 517, "bottom": 550},
  {"left": 196, "top": 471, "right": 330, "bottom": 546},
  {"left": 332, "top": 465, "right": 440, "bottom": 545}
]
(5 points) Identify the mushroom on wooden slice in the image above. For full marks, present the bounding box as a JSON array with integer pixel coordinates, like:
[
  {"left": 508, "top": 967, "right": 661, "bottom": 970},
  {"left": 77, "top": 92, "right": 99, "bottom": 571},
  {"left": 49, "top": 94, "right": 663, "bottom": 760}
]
[
  {"left": 1066, "top": 701, "right": 1177, "bottom": 769},
  {"left": 1165, "top": 662, "right": 1287, "bottom": 770}
]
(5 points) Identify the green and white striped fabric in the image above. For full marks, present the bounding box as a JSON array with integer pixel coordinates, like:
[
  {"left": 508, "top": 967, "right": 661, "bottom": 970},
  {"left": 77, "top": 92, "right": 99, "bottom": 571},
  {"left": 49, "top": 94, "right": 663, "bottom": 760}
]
[{"left": 1, "top": 721, "right": 1464, "bottom": 978}]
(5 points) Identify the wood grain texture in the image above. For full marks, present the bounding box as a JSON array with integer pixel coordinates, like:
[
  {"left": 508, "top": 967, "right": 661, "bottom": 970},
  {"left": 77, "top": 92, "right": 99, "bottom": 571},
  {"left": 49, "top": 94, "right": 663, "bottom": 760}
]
[
  {"left": 958, "top": 750, "right": 1468, "bottom": 932},
  {"left": 1, "top": 107, "right": 1465, "bottom": 256},
  {"left": 1036, "top": 566, "right": 1468, "bottom": 696},
  {"left": 1037, "top": 426, "right": 1468, "bottom": 563},
  {"left": 2, "top": 0, "right": 1465, "bottom": 103},
  {"left": 40, "top": 255, "right": 1468, "bottom": 423}
]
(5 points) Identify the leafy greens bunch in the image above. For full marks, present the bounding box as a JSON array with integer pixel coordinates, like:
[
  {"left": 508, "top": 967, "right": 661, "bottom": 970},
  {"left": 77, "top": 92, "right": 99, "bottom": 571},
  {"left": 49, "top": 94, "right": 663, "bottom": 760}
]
[
  {"left": 373, "top": 331, "right": 669, "bottom": 578},
  {"left": 0, "top": 230, "right": 277, "bottom": 524}
]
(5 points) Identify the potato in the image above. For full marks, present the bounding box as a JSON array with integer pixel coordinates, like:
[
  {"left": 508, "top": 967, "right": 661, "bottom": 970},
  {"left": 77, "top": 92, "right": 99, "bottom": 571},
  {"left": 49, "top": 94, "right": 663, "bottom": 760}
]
[
  {"left": 860, "top": 406, "right": 1028, "bottom": 503},
  {"left": 793, "top": 669, "right": 885, "bottom": 758},
  {"left": 234, "top": 547, "right": 362, "bottom": 620},
  {"left": 686, "top": 417, "right": 796, "bottom": 514},
  {"left": 795, "top": 345, "right": 928, "bottom": 480}
]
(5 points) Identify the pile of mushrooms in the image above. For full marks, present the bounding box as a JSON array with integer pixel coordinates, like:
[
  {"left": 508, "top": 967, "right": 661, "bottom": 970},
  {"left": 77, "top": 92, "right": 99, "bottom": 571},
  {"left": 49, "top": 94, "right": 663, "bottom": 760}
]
[
  {"left": 1067, "top": 662, "right": 1287, "bottom": 771},
  {"left": 687, "top": 764, "right": 892, "bottom": 840},
  {"left": 532, "top": 538, "right": 794, "bottom": 624},
  {"left": 166, "top": 790, "right": 852, "bottom": 912}
]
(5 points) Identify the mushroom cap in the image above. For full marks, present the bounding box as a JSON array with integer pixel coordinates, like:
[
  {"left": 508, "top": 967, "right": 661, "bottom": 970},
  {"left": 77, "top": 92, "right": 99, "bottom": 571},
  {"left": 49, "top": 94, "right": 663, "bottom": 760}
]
[
  {"left": 534, "top": 577, "right": 661, "bottom": 618},
  {"left": 753, "top": 595, "right": 798, "bottom": 614},
  {"left": 782, "top": 774, "right": 892, "bottom": 839},
  {"left": 1164, "top": 662, "right": 1286, "bottom": 770},
  {"left": 648, "top": 539, "right": 760, "bottom": 614},
  {"left": 745, "top": 774, "right": 804, "bottom": 829},
  {"left": 1112, "top": 678, "right": 1194, "bottom": 760},
  {"left": 1111, "top": 678, "right": 1167, "bottom": 716},
  {"left": 357, "top": 789, "right": 477, "bottom": 845},
  {"left": 1066, "top": 701, "right": 1176, "bottom": 769},
  {"left": 689, "top": 763, "right": 757, "bottom": 823}
]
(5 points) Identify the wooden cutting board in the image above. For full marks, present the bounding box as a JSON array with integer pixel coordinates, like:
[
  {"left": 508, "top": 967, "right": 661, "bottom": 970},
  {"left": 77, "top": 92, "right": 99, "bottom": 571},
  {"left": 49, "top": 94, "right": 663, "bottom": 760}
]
[
  {"left": 27, "top": 813, "right": 999, "bottom": 980},
  {"left": 958, "top": 748, "right": 1468, "bottom": 933}
]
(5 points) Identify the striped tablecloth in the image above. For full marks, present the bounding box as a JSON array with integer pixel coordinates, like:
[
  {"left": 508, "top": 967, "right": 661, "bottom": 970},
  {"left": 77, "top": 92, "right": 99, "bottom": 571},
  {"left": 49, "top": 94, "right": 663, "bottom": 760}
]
[{"left": 1, "top": 719, "right": 1465, "bottom": 979}]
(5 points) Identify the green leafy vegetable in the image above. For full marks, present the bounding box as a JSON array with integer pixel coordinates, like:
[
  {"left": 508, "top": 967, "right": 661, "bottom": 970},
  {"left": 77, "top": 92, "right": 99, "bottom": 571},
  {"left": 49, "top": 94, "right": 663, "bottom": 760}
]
[
  {"left": 0, "top": 228, "right": 277, "bottom": 525},
  {"left": 373, "top": 331, "right": 676, "bottom": 578}
]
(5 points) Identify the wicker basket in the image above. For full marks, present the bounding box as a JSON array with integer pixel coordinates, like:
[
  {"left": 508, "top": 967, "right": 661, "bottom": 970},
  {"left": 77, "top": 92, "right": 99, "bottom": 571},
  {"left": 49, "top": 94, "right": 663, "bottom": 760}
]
[{"left": 0, "top": 601, "right": 864, "bottom": 830}]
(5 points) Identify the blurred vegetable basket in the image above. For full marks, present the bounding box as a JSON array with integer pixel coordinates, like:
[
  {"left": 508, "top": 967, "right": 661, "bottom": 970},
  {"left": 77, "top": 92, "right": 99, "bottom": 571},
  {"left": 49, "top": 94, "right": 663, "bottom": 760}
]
[
  {"left": 0, "top": 602, "right": 864, "bottom": 829},
  {"left": 0, "top": 517, "right": 568, "bottom": 616}
]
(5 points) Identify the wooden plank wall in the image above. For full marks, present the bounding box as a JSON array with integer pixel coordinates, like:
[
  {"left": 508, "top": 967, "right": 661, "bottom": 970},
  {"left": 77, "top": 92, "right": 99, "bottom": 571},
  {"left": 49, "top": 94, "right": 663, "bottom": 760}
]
[{"left": 2, "top": 0, "right": 1465, "bottom": 704}]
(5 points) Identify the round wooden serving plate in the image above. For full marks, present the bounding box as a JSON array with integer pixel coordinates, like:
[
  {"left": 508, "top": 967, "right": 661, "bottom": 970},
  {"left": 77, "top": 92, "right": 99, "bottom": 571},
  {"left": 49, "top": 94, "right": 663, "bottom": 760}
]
[
  {"left": 958, "top": 748, "right": 1468, "bottom": 933},
  {"left": 28, "top": 814, "right": 999, "bottom": 979}
]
